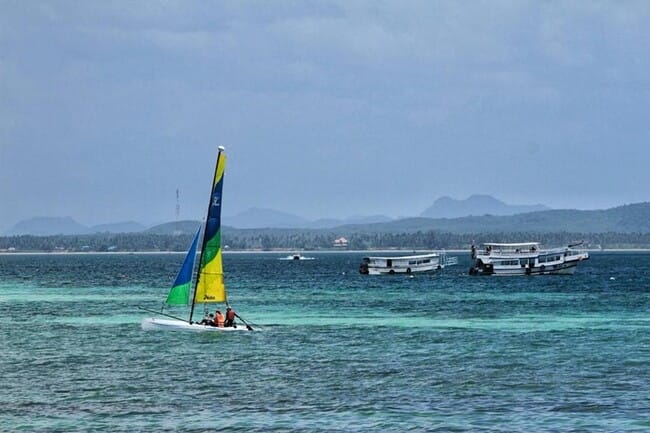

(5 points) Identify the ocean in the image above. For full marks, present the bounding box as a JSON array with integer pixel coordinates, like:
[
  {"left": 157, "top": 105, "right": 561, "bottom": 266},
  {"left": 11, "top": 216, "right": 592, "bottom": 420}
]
[{"left": 0, "top": 251, "right": 648, "bottom": 432}]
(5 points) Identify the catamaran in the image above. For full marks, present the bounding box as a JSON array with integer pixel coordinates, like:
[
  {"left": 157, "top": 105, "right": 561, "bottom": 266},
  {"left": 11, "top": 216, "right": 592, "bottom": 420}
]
[
  {"left": 141, "top": 146, "right": 252, "bottom": 332},
  {"left": 468, "top": 242, "right": 589, "bottom": 276}
]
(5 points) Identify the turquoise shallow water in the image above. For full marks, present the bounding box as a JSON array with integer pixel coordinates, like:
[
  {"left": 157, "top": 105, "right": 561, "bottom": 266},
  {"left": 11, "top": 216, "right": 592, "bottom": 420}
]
[{"left": 0, "top": 252, "right": 649, "bottom": 432}]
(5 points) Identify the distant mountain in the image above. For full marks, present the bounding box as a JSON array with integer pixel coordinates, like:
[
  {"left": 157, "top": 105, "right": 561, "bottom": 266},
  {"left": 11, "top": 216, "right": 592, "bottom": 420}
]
[
  {"left": 146, "top": 220, "right": 202, "bottom": 235},
  {"left": 421, "top": 195, "right": 550, "bottom": 218},
  {"left": 223, "top": 207, "right": 310, "bottom": 229},
  {"left": 333, "top": 202, "right": 650, "bottom": 235},
  {"left": 6, "top": 217, "right": 145, "bottom": 236},
  {"left": 10, "top": 201, "right": 650, "bottom": 238},
  {"left": 223, "top": 207, "right": 393, "bottom": 229},
  {"left": 6, "top": 216, "right": 91, "bottom": 236},
  {"left": 310, "top": 215, "right": 393, "bottom": 228},
  {"left": 91, "top": 221, "right": 145, "bottom": 233},
  {"left": 5, "top": 210, "right": 392, "bottom": 235}
]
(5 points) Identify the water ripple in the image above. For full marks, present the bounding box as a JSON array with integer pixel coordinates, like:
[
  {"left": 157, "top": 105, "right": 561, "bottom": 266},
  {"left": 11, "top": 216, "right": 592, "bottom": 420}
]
[{"left": 0, "top": 252, "right": 649, "bottom": 431}]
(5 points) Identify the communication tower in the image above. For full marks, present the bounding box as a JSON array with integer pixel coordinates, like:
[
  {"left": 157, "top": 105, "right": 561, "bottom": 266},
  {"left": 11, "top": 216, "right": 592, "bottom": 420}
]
[{"left": 175, "top": 189, "right": 181, "bottom": 235}]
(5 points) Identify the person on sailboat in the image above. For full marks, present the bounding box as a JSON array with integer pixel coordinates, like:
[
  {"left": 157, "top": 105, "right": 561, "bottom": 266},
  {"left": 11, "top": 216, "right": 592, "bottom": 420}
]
[
  {"left": 224, "top": 306, "right": 236, "bottom": 328},
  {"left": 215, "top": 309, "right": 225, "bottom": 328},
  {"left": 199, "top": 313, "right": 215, "bottom": 326}
]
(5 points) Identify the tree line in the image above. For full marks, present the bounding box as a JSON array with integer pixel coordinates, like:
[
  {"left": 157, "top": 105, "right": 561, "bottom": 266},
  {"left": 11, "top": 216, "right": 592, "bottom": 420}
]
[
  {"left": 2, "top": 230, "right": 650, "bottom": 252},
  {"left": 0, "top": 233, "right": 195, "bottom": 252}
]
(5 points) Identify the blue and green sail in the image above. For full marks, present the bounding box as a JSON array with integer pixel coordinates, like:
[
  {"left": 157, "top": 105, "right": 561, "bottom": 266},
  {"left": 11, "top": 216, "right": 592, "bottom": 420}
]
[
  {"left": 194, "top": 149, "right": 227, "bottom": 304},
  {"left": 165, "top": 228, "right": 201, "bottom": 305}
]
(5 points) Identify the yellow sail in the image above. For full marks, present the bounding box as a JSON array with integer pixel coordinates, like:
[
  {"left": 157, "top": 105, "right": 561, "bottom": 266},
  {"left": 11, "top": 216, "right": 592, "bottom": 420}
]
[{"left": 194, "top": 150, "right": 227, "bottom": 303}]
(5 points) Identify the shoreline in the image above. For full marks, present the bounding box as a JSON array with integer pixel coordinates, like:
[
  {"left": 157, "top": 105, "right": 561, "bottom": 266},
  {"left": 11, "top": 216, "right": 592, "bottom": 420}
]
[{"left": 1, "top": 248, "right": 650, "bottom": 256}]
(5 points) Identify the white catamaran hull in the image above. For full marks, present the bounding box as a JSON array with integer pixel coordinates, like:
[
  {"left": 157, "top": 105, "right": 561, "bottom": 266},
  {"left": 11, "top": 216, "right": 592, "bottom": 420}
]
[{"left": 141, "top": 317, "right": 250, "bottom": 332}]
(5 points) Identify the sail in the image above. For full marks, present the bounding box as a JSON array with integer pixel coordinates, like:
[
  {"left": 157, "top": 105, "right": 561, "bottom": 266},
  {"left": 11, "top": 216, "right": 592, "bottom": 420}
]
[
  {"left": 165, "top": 228, "right": 201, "bottom": 305},
  {"left": 194, "top": 150, "right": 227, "bottom": 303}
]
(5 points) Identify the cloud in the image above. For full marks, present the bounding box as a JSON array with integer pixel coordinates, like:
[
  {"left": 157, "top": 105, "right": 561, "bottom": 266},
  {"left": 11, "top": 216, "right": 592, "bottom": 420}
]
[{"left": 2, "top": 1, "right": 650, "bottom": 228}]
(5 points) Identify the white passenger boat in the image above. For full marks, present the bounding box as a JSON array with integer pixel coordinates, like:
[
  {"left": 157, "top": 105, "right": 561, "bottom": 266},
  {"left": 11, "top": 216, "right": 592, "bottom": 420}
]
[
  {"left": 359, "top": 252, "right": 458, "bottom": 275},
  {"left": 468, "top": 242, "right": 589, "bottom": 276}
]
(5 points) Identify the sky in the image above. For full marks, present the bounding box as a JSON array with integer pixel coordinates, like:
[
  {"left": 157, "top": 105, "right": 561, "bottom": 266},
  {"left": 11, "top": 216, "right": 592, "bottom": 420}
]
[{"left": 1, "top": 1, "right": 650, "bottom": 231}]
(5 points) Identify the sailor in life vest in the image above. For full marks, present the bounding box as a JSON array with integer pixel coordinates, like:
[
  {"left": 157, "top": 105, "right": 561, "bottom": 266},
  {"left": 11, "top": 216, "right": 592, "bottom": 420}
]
[
  {"left": 214, "top": 309, "right": 225, "bottom": 327},
  {"left": 224, "top": 306, "right": 236, "bottom": 327}
]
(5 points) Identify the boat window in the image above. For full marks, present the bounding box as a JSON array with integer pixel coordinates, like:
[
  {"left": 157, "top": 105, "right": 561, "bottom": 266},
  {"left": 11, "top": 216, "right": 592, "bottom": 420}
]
[{"left": 409, "top": 260, "right": 417, "bottom": 265}]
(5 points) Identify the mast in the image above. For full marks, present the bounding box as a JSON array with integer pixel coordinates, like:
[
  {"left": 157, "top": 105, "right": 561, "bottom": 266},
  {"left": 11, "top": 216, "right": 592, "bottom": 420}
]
[{"left": 189, "top": 146, "right": 226, "bottom": 323}]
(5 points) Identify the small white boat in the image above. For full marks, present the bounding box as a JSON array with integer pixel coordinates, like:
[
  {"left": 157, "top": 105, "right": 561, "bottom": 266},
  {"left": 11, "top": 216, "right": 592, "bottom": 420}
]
[
  {"left": 468, "top": 242, "right": 589, "bottom": 276},
  {"left": 141, "top": 146, "right": 253, "bottom": 332},
  {"left": 359, "top": 252, "right": 458, "bottom": 275},
  {"left": 278, "top": 253, "right": 315, "bottom": 261}
]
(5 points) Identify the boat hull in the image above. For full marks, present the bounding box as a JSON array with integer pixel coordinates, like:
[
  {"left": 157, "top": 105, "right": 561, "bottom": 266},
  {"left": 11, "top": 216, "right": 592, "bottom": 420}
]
[
  {"left": 278, "top": 257, "right": 315, "bottom": 261},
  {"left": 141, "top": 317, "right": 250, "bottom": 332},
  {"left": 366, "top": 264, "right": 441, "bottom": 275},
  {"left": 469, "top": 259, "right": 583, "bottom": 276}
]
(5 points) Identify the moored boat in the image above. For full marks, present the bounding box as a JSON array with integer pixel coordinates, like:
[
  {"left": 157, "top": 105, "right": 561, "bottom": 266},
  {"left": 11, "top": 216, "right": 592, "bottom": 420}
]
[
  {"left": 468, "top": 242, "right": 589, "bottom": 276},
  {"left": 278, "top": 253, "right": 315, "bottom": 261},
  {"left": 359, "top": 252, "right": 458, "bottom": 275}
]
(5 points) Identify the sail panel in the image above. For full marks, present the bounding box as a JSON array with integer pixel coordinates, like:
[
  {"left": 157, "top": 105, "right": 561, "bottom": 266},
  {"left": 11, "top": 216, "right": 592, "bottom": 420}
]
[
  {"left": 194, "top": 152, "right": 227, "bottom": 304},
  {"left": 166, "top": 280, "right": 192, "bottom": 305},
  {"left": 166, "top": 228, "right": 201, "bottom": 305}
]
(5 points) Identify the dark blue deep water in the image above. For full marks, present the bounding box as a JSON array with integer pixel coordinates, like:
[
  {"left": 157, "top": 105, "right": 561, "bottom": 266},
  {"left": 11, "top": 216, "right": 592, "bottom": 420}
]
[{"left": 0, "top": 252, "right": 648, "bottom": 432}]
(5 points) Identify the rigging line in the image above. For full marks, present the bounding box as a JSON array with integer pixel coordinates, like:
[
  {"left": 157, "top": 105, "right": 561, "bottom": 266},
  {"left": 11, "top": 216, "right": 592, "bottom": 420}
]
[{"left": 138, "top": 306, "right": 187, "bottom": 323}]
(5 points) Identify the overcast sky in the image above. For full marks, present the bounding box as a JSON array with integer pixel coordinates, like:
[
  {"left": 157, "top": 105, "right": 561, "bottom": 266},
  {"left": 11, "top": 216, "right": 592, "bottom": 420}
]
[{"left": 1, "top": 1, "right": 649, "bottom": 230}]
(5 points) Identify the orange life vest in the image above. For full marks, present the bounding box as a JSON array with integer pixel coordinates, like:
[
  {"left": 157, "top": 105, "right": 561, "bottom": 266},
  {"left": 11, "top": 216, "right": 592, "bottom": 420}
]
[{"left": 215, "top": 312, "right": 225, "bottom": 327}]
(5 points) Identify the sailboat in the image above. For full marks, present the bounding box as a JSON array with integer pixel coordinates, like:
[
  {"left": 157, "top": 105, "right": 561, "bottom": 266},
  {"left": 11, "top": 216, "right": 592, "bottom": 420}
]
[{"left": 141, "top": 146, "right": 252, "bottom": 332}]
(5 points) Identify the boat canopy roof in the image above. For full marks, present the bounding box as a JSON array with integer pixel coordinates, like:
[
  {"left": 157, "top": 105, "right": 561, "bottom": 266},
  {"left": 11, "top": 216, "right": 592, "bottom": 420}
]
[{"left": 482, "top": 242, "right": 539, "bottom": 247}]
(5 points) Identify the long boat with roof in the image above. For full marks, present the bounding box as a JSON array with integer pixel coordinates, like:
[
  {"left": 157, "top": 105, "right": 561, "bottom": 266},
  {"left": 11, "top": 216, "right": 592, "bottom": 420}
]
[
  {"left": 141, "top": 146, "right": 253, "bottom": 332},
  {"left": 359, "top": 251, "right": 458, "bottom": 275},
  {"left": 468, "top": 242, "right": 589, "bottom": 276}
]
